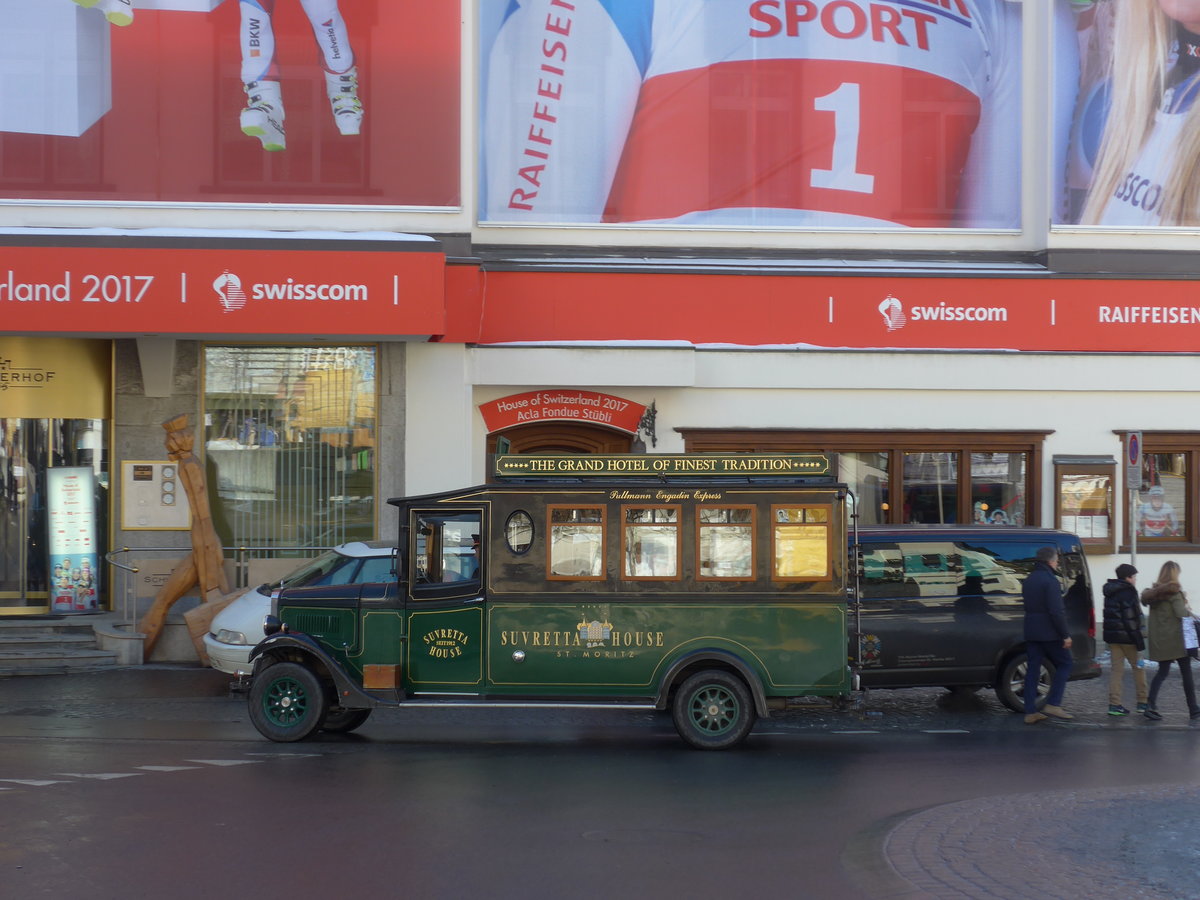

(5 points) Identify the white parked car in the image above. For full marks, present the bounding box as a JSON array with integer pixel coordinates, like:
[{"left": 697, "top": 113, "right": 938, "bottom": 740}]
[{"left": 204, "top": 541, "right": 395, "bottom": 676}]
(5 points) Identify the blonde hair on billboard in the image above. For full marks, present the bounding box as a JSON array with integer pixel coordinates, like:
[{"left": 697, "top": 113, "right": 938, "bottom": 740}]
[{"left": 1081, "top": 1, "right": 1200, "bottom": 226}]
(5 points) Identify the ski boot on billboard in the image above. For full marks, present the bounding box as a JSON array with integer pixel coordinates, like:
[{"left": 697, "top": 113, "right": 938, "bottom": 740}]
[
  {"left": 324, "top": 66, "right": 363, "bottom": 136},
  {"left": 71, "top": 0, "right": 134, "bottom": 27},
  {"left": 240, "top": 80, "right": 286, "bottom": 152}
]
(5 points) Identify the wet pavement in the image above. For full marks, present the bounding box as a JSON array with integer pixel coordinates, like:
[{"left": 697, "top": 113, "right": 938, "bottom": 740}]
[{"left": 1, "top": 654, "right": 1198, "bottom": 899}]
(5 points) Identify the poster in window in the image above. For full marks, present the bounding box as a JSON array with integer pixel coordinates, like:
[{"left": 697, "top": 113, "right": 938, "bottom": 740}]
[
  {"left": 0, "top": 1, "right": 459, "bottom": 207},
  {"left": 480, "top": 0, "right": 1051, "bottom": 229}
]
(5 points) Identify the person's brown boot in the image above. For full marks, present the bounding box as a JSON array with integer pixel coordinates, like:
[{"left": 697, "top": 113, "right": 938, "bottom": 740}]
[
  {"left": 1043, "top": 705, "right": 1074, "bottom": 720},
  {"left": 1024, "top": 712, "right": 1048, "bottom": 724}
]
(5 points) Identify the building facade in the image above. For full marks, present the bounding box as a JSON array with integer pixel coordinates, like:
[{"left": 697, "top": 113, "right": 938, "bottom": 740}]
[{"left": 2, "top": 2, "right": 1197, "bottom": 648}]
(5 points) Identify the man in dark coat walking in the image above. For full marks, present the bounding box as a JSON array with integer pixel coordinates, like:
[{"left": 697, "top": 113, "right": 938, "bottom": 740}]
[
  {"left": 1022, "top": 546, "right": 1074, "bottom": 724},
  {"left": 1102, "top": 563, "right": 1146, "bottom": 716}
]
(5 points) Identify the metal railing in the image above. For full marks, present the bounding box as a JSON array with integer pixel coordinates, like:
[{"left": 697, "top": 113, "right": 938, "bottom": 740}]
[{"left": 104, "top": 545, "right": 329, "bottom": 624}]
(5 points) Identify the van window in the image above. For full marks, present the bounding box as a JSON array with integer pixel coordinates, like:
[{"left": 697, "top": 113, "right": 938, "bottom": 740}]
[
  {"left": 548, "top": 506, "right": 606, "bottom": 579},
  {"left": 859, "top": 539, "right": 1069, "bottom": 600}
]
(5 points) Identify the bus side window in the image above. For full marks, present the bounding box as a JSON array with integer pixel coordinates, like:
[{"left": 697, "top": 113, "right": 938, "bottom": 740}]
[
  {"left": 548, "top": 506, "right": 605, "bottom": 579},
  {"left": 413, "top": 513, "right": 482, "bottom": 586}
]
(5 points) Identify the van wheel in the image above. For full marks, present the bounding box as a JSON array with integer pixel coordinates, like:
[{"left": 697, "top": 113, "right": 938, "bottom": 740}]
[
  {"left": 321, "top": 707, "right": 372, "bottom": 734},
  {"left": 249, "top": 662, "right": 329, "bottom": 742},
  {"left": 996, "top": 654, "right": 1052, "bottom": 713},
  {"left": 672, "top": 670, "right": 756, "bottom": 750}
]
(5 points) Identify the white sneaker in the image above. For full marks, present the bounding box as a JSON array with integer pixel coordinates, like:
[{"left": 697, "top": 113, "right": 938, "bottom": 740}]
[
  {"left": 99, "top": 0, "right": 134, "bottom": 26},
  {"left": 240, "top": 81, "right": 286, "bottom": 152},
  {"left": 324, "top": 67, "right": 363, "bottom": 136}
]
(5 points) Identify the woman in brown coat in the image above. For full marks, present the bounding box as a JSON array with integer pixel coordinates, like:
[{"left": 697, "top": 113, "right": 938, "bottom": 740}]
[{"left": 1142, "top": 561, "right": 1200, "bottom": 721}]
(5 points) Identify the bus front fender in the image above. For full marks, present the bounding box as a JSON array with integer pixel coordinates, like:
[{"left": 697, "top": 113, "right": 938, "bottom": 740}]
[{"left": 249, "top": 633, "right": 378, "bottom": 709}]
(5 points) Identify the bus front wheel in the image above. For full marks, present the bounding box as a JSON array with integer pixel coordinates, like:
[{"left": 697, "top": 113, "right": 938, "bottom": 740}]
[
  {"left": 672, "top": 670, "right": 756, "bottom": 750},
  {"left": 248, "top": 662, "right": 329, "bottom": 742}
]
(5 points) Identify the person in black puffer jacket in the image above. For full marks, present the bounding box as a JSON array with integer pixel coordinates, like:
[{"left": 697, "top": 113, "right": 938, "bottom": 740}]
[{"left": 1101, "top": 563, "right": 1146, "bottom": 716}]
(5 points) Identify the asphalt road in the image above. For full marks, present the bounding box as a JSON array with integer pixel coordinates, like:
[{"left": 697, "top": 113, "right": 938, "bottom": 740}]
[{"left": 1, "top": 662, "right": 1198, "bottom": 900}]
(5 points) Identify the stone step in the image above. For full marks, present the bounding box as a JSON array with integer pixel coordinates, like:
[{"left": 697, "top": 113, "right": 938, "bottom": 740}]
[
  {"left": 0, "top": 633, "right": 99, "bottom": 652},
  {"left": 0, "top": 618, "right": 99, "bottom": 636},
  {"left": 0, "top": 648, "right": 119, "bottom": 677}
]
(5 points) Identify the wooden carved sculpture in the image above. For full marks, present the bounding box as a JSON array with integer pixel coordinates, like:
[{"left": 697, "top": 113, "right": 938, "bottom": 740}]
[{"left": 137, "top": 414, "right": 232, "bottom": 661}]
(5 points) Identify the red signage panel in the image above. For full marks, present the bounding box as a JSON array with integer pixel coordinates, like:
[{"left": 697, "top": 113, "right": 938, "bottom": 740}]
[
  {"left": 0, "top": 244, "right": 445, "bottom": 337},
  {"left": 479, "top": 391, "right": 646, "bottom": 434},
  {"left": 463, "top": 271, "right": 1200, "bottom": 353}
]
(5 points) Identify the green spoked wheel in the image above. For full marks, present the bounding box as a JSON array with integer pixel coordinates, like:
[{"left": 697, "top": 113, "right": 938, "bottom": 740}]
[
  {"left": 248, "top": 662, "right": 329, "bottom": 742},
  {"left": 672, "top": 670, "right": 757, "bottom": 750}
]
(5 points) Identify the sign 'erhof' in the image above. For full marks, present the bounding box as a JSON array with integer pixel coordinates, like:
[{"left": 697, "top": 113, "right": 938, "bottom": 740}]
[
  {"left": 0, "top": 355, "right": 55, "bottom": 391},
  {"left": 494, "top": 453, "right": 832, "bottom": 478}
]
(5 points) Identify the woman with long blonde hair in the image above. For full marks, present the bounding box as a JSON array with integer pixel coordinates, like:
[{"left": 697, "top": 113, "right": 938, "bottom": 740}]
[
  {"left": 1141, "top": 559, "right": 1200, "bottom": 720},
  {"left": 1081, "top": 0, "right": 1200, "bottom": 225}
]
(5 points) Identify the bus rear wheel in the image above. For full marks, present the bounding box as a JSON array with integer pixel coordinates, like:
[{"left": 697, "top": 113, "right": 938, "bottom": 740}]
[{"left": 672, "top": 670, "right": 756, "bottom": 750}]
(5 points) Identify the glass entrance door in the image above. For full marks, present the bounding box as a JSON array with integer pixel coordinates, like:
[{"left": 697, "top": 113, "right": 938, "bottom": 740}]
[
  {"left": 0, "top": 418, "right": 107, "bottom": 614},
  {"left": 1, "top": 419, "right": 47, "bottom": 610}
]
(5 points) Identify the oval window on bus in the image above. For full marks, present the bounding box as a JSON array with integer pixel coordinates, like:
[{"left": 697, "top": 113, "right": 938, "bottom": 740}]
[{"left": 505, "top": 510, "right": 534, "bottom": 555}]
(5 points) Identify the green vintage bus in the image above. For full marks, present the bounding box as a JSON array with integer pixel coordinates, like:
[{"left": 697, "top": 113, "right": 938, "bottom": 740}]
[{"left": 246, "top": 454, "right": 854, "bottom": 750}]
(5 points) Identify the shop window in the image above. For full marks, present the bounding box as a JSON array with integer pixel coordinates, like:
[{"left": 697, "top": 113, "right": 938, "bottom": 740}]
[
  {"left": 548, "top": 506, "right": 605, "bottom": 579},
  {"left": 772, "top": 505, "right": 830, "bottom": 581},
  {"left": 203, "top": 345, "right": 377, "bottom": 554},
  {"left": 1054, "top": 458, "right": 1115, "bottom": 554},
  {"left": 841, "top": 452, "right": 889, "bottom": 525},
  {"left": 1137, "top": 454, "right": 1187, "bottom": 540},
  {"left": 1114, "top": 433, "right": 1200, "bottom": 548},
  {"left": 904, "top": 452, "right": 958, "bottom": 524},
  {"left": 1, "top": 417, "right": 108, "bottom": 612},
  {"left": 971, "top": 452, "right": 1027, "bottom": 526},
  {"left": 622, "top": 506, "right": 680, "bottom": 580},
  {"left": 678, "top": 430, "right": 1047, "bottom": 528},
  {"left": 698, "top": 506, "right": 755, "bottom": 580}
]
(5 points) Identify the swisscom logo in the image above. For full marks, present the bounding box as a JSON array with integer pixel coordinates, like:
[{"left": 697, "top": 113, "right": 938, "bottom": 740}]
[
  {"left": 878, "top": 294, "right": 1008, "bottom": 332},
  {"left": 212, "top": 269, "right": 369, "bottom": 313}
]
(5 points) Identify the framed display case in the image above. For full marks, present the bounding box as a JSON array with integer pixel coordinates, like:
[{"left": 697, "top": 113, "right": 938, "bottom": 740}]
[{"left": 1054, "top": 457, "right": 1115, "bottom": 555}]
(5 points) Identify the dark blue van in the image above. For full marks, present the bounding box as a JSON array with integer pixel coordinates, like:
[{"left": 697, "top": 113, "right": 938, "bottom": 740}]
[{"left": 852, "top": 526, "right": 1100, "bottom": 711}]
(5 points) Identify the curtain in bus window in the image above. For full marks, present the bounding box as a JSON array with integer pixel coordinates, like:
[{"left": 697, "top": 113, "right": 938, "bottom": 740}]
[
  {"left": 698, "top": 507, "right": 753, "bottom": 578},
  {"left": 773, "top": 507, "right": 828, "bottom": 579},
  {"left": 624, "top": 507, "right": 678, "bottom": 578},
  {"left": 549, "top": 508, "right": 604, "bottom": 578}
]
